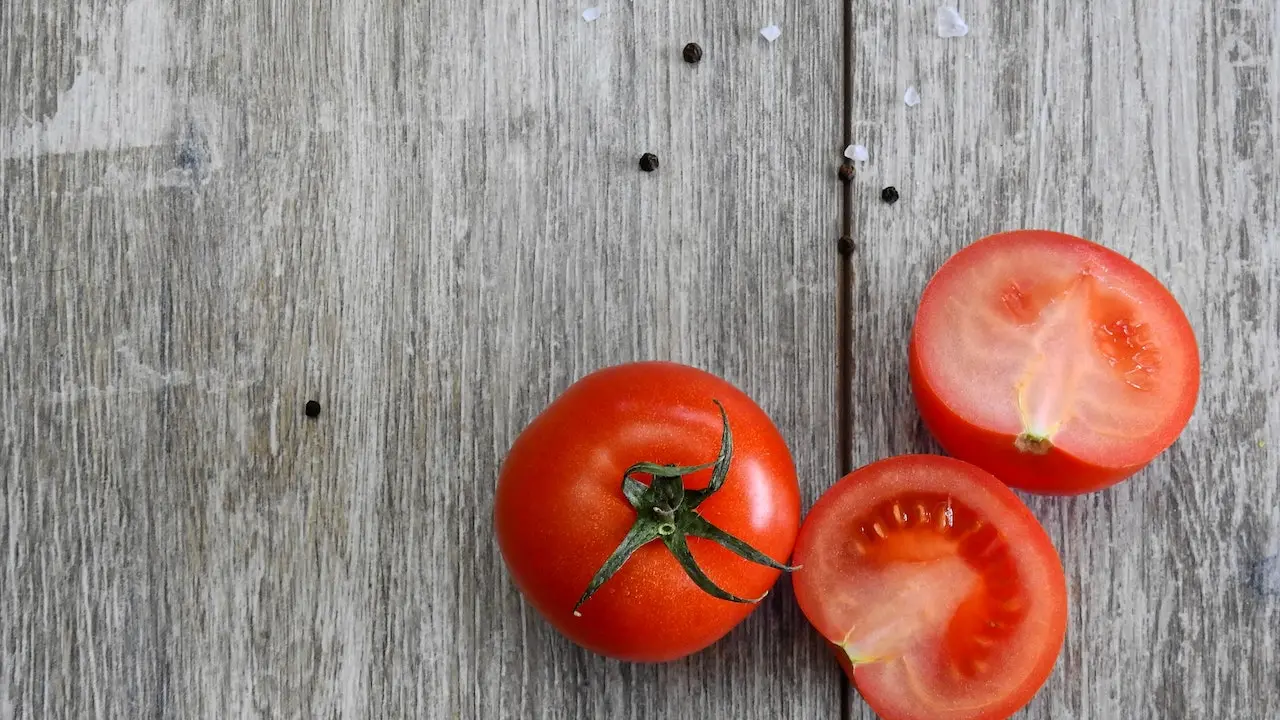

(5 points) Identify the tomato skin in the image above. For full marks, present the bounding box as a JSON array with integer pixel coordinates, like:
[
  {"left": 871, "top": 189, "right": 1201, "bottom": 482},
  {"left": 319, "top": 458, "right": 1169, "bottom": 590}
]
[
  {"left": 494, "top": 361, "right": 801, "bottom": 662},
  {"left": 909, "top": 230, "right": 1200, "bottom": 495},
  {"left": 792, "top": 455, "right": 1067, "bottom": 720}
]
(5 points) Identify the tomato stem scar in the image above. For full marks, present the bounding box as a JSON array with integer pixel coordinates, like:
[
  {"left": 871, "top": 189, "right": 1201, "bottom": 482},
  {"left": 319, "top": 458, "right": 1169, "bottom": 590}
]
[
  {"left": 572, "top": 400, "right": 796, "bottom": 615},
  {"left": 1015, "top": 432, "right": 1053, "bottom": 455}
]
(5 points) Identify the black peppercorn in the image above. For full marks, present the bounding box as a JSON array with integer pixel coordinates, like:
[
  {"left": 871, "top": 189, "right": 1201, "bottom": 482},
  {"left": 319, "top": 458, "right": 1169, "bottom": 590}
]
[
  {"left": 837, "top": 236, "right": 854, "bottom": 255},
  {"left": 682, "top": 43, "right": 703, "bottom": 64},
  {"left": 639, "top": 153, "right": 659, "bottom": 172},
  {"left": 304, "top": 400, "right": 322, "bottom": 418},
  {"left": 880, "top": 186, "right": 900, "bottom": 204},
  {"left": 838, "top": 164, "right": 854, "bottom": 183}
]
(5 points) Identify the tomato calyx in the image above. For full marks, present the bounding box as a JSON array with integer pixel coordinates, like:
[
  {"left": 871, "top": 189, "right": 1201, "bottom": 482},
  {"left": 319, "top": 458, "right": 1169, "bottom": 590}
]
[{"left": 571, "top": 400, "right": 797, "bottom": 617}]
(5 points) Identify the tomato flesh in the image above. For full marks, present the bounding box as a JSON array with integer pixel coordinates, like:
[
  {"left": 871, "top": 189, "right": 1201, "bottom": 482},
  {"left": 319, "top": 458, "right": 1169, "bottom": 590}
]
[
  {"left": 910, "top": 230, "right": 1200, "bottom": 494},
  {"left": 792, "top": 455, "right": 1067, "bottom": 720}
]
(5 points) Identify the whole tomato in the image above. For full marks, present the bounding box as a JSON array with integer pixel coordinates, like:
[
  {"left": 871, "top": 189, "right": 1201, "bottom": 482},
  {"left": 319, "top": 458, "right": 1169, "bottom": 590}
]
[{"left": 494, "top": 361, "right": 801, "bottom": 662}]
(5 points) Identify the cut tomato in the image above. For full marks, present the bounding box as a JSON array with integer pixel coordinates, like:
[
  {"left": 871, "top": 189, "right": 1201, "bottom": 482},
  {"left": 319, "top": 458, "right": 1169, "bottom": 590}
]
[
  {"left": 909, "top": 230, "right": 1200, "bottom": 494},
  {"left": 792, "top": 455, "right": 1067, "bottom": 720}
]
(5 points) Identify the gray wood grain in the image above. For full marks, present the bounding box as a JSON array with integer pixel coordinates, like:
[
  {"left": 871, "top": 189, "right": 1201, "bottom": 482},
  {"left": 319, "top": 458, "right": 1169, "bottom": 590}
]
[
  {"left": 3, "top": 0, "right": 1278, "bottom": 719},
  {"left": 2, "top": 0, "right": 841, "bottom": 718},
  {"left": 847, "top": 1, "right": 1279, "bottom": 718}
]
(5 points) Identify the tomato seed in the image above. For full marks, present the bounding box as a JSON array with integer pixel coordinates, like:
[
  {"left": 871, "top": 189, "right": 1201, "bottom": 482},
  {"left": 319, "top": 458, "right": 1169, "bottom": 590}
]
[
  {"left": 935, "top": 504, "right": 953, "bottom": 531},
  {"left": 891, "top": 502, "right": 908, "bottom": 526}
]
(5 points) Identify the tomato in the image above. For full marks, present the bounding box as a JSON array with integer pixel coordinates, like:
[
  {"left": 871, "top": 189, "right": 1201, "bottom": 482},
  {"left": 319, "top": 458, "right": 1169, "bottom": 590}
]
[
  {"left": 792, "top": 455, "right": 1067, "bottom": 720},
  {"left": 494, "top": 361, "right": 801, "bottom": 662},
  {"left": 909, "top": 230, "right": 1200, "bottom": 494}
]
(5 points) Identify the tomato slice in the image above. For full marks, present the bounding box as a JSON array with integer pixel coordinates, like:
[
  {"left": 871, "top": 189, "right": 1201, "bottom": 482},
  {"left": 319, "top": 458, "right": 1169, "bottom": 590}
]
[
  {"left": 909, "top": 230, "right": 1200, "bottom": 494},
  {"left": 792, "top": 455, "right": 1067, "bottom": 720}
]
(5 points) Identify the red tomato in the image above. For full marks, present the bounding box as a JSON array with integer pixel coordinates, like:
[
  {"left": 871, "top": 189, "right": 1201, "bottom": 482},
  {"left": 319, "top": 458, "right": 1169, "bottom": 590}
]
[
  {"left": 792, "top": 455, "right": 1067, "bottom": 720},
  {"left": 909, "top": 230, "right": 1200, "bottom": 494},
  {"left": 494, "top": 361, "right": 801, "bottom": 662}
]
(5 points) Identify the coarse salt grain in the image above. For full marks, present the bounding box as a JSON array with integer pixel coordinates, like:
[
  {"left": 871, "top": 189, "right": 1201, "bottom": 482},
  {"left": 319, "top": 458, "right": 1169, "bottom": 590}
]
[
  {"left": 760, "top": 24, "right": 782, "bottom": 42},
  {"left": 905, "top": 86, "right": 921, "bottom": 106},
  {"left": 936, "top": 7, "right": 969, "bottom": 38},
  {"left": 583, "top": 7, "right": 602, "bottom": 22},
  {"left": 844, "top": 144, "right": 869, "bottom": 162}
]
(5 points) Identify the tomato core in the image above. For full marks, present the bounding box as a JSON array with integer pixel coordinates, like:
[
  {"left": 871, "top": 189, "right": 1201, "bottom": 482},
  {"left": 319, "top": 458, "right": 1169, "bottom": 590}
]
[{"left": 830, "top": 493, "right": 1028, "bottom": 678}]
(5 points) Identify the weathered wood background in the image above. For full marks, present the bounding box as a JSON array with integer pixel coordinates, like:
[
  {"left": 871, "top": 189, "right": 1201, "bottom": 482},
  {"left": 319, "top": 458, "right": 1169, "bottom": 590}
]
[{"left": 1, "top": 0, "right": 1276, "bottom": 717}]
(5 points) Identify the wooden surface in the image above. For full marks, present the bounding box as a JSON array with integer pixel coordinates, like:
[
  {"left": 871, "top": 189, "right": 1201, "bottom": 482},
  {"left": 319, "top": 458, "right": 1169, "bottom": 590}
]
[{"left": 1, "top": 0, "right": 1276, "bottom": 719}]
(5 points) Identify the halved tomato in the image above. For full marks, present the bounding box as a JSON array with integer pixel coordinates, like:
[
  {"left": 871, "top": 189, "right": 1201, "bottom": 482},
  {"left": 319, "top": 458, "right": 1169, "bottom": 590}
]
[
  {"left": 792, "top": 455, "right": 1067, "bottom": 720},
  {"left": 909, "top": 230, "right": 1200, "bottom": 494}
]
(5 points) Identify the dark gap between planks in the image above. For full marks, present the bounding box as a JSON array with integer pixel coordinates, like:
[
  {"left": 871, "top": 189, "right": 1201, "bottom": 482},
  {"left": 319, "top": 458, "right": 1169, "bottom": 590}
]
[{"left": 835, "top": 0, "right": 857, "bottom": 716}]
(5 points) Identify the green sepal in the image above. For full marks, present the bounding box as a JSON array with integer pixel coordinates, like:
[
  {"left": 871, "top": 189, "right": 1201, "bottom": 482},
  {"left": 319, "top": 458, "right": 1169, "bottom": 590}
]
[
  {"left": 684, "top": 513, "right": 798, "bottom": 572},
  {"left": 572, "top": 521, "right": 662, "bottom": 616},
  {"left": 662, "top": 531, "right": 765, "bottom": 604},
  {"left": 571, "top": 400, "right": 794, "bottom": 616}
]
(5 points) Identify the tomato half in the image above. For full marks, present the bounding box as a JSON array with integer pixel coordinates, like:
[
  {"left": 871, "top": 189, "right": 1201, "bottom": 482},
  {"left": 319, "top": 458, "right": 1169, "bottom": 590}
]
[
  {"left": 792, "top": 455, "right": 1067, "bottom": 720},
  {"left": 910, "top": 230, "right": 1200, "bottom": 494},
  {"left": 494, "top": 361, "right": 801, "bottom": 662}
]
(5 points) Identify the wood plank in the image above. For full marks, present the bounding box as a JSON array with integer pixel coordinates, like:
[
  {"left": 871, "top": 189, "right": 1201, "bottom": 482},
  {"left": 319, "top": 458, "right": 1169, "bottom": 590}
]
[
  {"left": 407, "top": 0, "right": 844, "bottom": 716},
  {"left": 6, "top": 0, "right": 1275, "bottom": 717},
  {"left": 847, "top": 1, "right": 1279, "bottom": 717},
  {"left": 2, "top": 0, "right": 843, "bottom": 719}
]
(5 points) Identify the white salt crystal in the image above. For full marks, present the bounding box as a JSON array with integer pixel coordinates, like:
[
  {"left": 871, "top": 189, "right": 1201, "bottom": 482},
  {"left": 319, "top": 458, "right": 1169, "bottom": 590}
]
[
  {"left": 904, "top": 86, "right": 921, "bottom": 106},
  {"left": 936, "top": 7, "right": 969, "bottom": 37},
  {"left": 1253, "top": 553, "right": 1280, "bottom": 595},
  {"left": 583, "top": 7, "right": 602, "bottom": 22},
  {"left": 760, "top": 24, "right": 782, "bottom": 42},
  {"left": 844, "top": 144, "right": 869, "bottom": 162}
]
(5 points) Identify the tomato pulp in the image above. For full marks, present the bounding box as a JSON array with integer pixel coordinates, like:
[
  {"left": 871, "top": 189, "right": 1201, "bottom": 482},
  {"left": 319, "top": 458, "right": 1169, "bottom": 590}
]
[
  {"left": 910, "top": 230, "right": 1200, "bottom": 494},
  {"left": 494, "top": 362, "right": 801, "bottom": 662},
  {"left": 792, "top": 455, "right": 1067, "bottom": 720}
]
